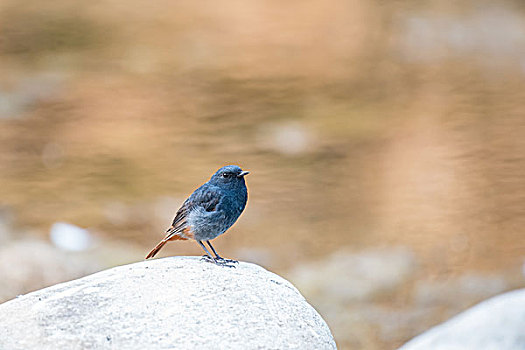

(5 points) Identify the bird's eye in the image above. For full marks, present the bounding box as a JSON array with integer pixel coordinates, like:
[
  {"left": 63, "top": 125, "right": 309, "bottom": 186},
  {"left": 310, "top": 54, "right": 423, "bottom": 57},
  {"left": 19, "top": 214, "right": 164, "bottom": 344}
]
[{"left": 222, "top": 173, "right": 230, "bottom": 178}]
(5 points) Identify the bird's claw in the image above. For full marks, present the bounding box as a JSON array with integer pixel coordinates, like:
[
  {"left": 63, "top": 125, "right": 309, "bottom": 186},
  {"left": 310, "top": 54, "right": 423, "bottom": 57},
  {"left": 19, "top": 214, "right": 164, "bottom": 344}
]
[
  {"left": 218, "top": 257, "right": 238, "bottom": 264},
  {"left": 201, "top": 254, "right": 214, "bottom": 262},
  {"left": 200, "top": 255, "right": 236, "bottom": 268}
]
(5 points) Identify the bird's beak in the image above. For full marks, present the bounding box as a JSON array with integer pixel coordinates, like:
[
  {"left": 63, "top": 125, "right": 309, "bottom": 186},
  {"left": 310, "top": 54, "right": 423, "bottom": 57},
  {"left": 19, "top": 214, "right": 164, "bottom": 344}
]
[{"left": 238, "top": 171, "right": 250, "bottom": 177}]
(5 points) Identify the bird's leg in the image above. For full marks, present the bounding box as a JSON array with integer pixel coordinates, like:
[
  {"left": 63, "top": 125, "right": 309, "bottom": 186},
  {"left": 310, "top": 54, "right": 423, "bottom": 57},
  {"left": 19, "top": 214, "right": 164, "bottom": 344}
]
[
  {"left": 197, "top": 240, "right": 214, "bottom": 261},
  {"left": 197, "top": 240, "right": 235, "bottom": 267},
  {"left": 206, "top": 241, "right": 238, "bottom": 264}
]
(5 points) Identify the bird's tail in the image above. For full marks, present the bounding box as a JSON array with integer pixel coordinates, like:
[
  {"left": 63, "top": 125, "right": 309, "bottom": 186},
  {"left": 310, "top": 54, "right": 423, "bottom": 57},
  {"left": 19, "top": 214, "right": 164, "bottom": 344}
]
[
  {"left": 145, "top": 232, "right": 187, "bottom": 259},
  {"left": 145, "top": 240, "right": 168, "bottom": 259}
]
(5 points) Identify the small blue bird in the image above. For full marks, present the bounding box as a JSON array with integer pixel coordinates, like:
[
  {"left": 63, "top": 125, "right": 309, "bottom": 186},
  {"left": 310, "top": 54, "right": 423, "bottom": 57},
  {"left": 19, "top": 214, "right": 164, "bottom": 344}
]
[{"left": 146, "top": 165, "right": 249, "bottom": 267}]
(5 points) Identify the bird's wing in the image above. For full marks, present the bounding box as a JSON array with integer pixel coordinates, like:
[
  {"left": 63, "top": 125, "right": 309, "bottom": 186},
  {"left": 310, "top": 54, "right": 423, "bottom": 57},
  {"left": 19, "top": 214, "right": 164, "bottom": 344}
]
[
  {"left": 164, "top": 185, "right": 221, "bottom": 239},
  {"left": 189, "top": 185, "right": 221, "bottom": 213}
]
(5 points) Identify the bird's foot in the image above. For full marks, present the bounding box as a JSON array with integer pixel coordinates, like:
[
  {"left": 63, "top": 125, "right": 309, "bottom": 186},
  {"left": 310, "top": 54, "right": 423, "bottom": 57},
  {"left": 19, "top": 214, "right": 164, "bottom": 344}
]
[
  {"left": 200, "top": 254, "right": 215, "bottom": 263},
  {"left": 200, "top": 255, "right": 236, "bottom": 268},
  {"left": 215, "top": 256, "right": 238, "bottom": 264}
]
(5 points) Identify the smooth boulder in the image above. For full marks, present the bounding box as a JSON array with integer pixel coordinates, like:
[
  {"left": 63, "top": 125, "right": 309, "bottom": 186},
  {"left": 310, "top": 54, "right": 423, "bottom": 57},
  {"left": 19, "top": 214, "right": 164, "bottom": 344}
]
[
  {"left": 400, "top": 288, "right": 525, "bottom": 350},
  {"left": 0, "top": 256, "right": 336, "bottom": 350}
]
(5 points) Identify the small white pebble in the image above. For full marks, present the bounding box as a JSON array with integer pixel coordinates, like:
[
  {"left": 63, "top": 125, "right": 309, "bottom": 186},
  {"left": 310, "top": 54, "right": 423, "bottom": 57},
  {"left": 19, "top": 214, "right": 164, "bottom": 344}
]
[{"left": 50, "top": 222, "right": 93, "bottom": 252}]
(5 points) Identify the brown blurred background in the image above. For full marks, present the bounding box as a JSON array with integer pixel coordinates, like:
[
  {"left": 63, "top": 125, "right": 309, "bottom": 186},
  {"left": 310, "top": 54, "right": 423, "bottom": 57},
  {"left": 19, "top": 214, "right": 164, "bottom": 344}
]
[{"left": 0, "top": 0, "right": 524, "bottom": 348}]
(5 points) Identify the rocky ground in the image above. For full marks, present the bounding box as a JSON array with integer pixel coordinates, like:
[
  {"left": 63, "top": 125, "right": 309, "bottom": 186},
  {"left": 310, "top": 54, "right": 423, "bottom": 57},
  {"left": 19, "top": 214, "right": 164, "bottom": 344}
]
[
  {"left": 1, "top": 209, "right": 523, "bottom": 349},
  {"left": 0, "top": 257, "right": 336, "bottom": 350}
]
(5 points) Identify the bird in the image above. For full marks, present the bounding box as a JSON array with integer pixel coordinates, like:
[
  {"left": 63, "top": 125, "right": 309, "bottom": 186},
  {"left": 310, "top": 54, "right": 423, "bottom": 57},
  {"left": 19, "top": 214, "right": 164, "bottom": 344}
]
[{"left": 145, "top": 165, "right": 249, "bottom": 267}]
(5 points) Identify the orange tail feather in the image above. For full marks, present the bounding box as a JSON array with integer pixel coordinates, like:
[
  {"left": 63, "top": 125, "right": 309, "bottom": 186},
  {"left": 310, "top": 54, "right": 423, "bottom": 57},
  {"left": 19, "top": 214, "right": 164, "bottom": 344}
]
[
  {"left": 145, "top": 240, "right": 168, "bottom": 259},
  {"left": 145, "top": 234, "right": 187, "bottom": 259}
]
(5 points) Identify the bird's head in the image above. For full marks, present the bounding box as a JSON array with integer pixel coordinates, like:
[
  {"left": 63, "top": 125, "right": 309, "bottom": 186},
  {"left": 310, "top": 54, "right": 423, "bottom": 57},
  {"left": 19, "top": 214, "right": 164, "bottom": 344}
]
[{"left": 210, "top": 165, "right": 249, "bottom": 187}]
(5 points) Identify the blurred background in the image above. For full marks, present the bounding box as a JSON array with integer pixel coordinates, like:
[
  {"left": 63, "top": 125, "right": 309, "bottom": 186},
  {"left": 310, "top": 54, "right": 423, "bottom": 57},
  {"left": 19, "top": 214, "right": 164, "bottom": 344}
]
[{"left": 0, "top": 0, "right": 524, "bottom": 348}]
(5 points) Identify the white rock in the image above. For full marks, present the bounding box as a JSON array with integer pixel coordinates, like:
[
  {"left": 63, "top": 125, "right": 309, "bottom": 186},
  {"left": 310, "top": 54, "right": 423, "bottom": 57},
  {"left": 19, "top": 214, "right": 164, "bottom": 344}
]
[
  {"left": 50, "top": 222, "right": 93, "bottom": 251},
  {"left": 399, "top": 289, "right": 525, "bottom": 350},
  {"left": 0, "top": 257, "right": 336, "bottom": 350}
]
